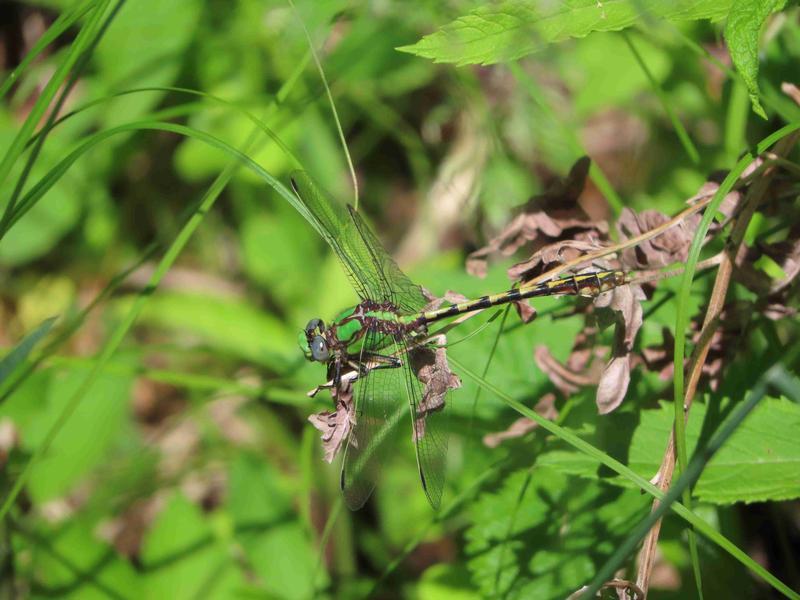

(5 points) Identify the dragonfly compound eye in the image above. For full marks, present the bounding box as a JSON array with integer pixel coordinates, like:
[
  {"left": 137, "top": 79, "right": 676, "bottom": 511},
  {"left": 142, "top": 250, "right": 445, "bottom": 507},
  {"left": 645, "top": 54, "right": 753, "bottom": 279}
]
[
  {"left": 310, "top": 335, "right": 330, "bottom": 362},
  {"left": 305, "top": 318, "right": 325, "bottom": 335}
]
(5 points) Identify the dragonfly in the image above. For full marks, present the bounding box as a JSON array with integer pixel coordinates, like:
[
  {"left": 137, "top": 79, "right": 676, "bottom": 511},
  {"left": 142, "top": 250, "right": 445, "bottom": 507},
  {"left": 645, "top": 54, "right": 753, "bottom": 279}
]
[{"left": 291, "top": 171, "right": 628, "bottom": 510}]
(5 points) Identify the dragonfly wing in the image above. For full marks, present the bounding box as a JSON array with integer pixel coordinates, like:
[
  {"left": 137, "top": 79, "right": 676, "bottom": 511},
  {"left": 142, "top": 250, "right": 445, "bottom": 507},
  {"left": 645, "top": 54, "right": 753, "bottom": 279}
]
[
  {"left": 347, "top": 205, "right": 427, "bottom": 314},
  {"left": 290, "top": 171, "right": 375, "bottom": 302},
  {"left": 403, "top": 344, "right": 450, "bottom": 510},
  {"left": 290, "top": 170, "right": 426, "bottom": 311},
  {"left": 340, "top": 329, "right": 406, "bottom": 510}
]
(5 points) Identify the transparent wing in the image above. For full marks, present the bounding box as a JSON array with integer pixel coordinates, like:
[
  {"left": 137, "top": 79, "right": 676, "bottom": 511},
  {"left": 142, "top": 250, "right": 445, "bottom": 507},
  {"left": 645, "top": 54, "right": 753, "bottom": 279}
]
[
  {"left": 340, "top": 329, "right": 405, "bottom": 510},
  {"left": 290, "top": 170, "right": 426, "bottom": 312},
  {"left": 404, "top": 345, "right": 449, "bottom": 510},
  {"left": 347, "top": 205, "right": 427, "bottom": 314}
]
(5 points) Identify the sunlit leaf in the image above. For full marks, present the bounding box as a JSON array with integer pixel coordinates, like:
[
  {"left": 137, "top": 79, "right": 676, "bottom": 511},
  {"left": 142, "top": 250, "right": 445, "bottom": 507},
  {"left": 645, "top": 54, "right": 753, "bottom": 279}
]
[
  {"left": 398, "top": 0, "right": 731, "bottom": 66},
  {"left": 724, "top": 0, "right": 787, "bottom": 119},
  {"left": 539, "top": 397, "right": 800, "bottom": 504}
]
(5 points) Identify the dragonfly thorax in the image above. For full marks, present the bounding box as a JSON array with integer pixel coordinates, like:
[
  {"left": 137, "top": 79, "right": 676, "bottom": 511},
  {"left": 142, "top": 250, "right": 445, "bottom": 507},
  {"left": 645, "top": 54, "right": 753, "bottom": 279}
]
[{"left": 300, "top": 300, "right": 415, "bottom": 366}]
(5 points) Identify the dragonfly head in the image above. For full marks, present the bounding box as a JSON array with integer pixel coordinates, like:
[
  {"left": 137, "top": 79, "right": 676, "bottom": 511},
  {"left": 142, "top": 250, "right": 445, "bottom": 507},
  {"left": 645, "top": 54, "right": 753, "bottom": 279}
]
[{"left": 299, "top": 318, "right": 330, "bottom": 362}]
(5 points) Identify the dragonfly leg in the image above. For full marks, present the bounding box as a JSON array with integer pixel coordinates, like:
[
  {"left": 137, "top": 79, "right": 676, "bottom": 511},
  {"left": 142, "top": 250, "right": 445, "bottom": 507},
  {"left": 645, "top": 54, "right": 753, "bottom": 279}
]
[
  {"left": 347, "top": 352, "right": 402, "bottom": 378},
  {"left": 329, "top": 359, "right": 343, "bottom": 389}
]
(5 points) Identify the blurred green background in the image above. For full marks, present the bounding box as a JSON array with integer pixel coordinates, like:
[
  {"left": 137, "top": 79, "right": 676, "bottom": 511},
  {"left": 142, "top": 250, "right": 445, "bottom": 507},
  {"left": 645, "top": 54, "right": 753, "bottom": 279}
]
[{"left": 1, "top": 1, "right": 799, "bottom": 598}]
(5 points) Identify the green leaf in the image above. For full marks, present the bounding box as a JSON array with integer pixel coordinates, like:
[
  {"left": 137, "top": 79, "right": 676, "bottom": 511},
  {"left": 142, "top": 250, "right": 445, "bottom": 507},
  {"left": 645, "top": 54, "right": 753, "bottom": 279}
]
[
  {"left": 115, "top": 291, "right": 297, "bottom": 370},
  {"left": 398, "top": 0, "right": 731, "bottom": 66},
  {"left": 724, "top": 0, "right": 786, "bottom": 120},
  {"left": 0, "top": 317, "right": 56, "bottom": 384},
  {"left": 226, "top": 454, "right": 322, "bottom": 599},
  {"left": 141, "top": 492, "right": 243, "bottom": 599},
  {"left": 15, "top": 514, "right": 140, "bottom": 599},
  {"left": 22, "top": 363, "right": 133, "bottom": 502},
  {"left": 94, "top": 0, "right": 202, "bottom": 128},
  {"left": 539, "top": 397, "right": 800, "bottom": 504}
]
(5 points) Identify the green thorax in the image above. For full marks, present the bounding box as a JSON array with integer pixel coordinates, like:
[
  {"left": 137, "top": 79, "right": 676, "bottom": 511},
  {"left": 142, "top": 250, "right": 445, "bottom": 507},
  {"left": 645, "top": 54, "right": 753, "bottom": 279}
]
[{"left": 330, "top": 300, "right": 412, "bottom": 355}]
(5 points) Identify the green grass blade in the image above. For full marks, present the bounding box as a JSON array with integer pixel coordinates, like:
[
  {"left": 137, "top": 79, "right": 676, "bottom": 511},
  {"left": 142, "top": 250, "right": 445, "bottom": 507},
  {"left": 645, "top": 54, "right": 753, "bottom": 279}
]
[
  {"left": 0, "top": 0, "right": 94, "bottom": 101},
  {"left": 0, "top": 317, "right": 57, "bottom": 384},
  {"left": 623, "top": 31, "right": 700, "bottom": 165},
  {"left": 0, "top": 0, "right": 111, "bottom": 219},
  {"left": 0, "top": 69, "right": 310, "bottom": 521}
]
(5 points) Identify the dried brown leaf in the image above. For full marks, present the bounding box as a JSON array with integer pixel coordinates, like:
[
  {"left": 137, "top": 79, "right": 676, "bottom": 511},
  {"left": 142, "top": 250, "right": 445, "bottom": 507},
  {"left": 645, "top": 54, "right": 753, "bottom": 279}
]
[
  {"left": 507, "top": 239, "right": 604, "bottom": 282},
  {"left": 467, "top": 157, "right": 608, "bottom": 278},
  {"left": 308, "top": 382, "right": 356, "bottom": 463},
  {"left": 483, "top": 393, "right": 557, "bottom": 448},
  {"left": 411, "top": 338, "right": 460, "bottom": 442},
  {"left": 514, "top": 300, "right": 538, "bottom": 323},
  {"left": 617, "top": 208, "right": 699, "bottom": 269},
  {"left": 782, "top": 82, "right": 800, "bottom": 106},
  {"left": 534, "top": 346, "right": 588, "bottom": 396},
  {"left": 596, "top": 355, "right": 631, "bottom": 415},
  {"left": 596, "top": 283, "right": 646, "bottom": 351}
]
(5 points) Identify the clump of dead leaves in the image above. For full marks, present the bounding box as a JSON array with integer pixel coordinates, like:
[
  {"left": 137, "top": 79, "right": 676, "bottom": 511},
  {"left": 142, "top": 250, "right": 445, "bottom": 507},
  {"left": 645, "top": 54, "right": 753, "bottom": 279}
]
[{"left": 474, "top": 156, "right": 799, "bottom": 445}]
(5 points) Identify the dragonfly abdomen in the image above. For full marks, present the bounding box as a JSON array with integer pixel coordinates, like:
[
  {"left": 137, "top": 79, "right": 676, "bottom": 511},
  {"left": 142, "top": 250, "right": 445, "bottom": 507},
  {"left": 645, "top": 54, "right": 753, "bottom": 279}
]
[{"left": 420, "top": 270, "right": 627, "bottom": 324}]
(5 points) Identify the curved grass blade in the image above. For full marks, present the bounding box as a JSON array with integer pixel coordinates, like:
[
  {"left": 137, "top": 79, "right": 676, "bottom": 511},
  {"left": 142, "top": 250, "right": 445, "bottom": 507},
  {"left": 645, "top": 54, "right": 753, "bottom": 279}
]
[
  {"left": 0, "top": 317, "right": 57, "bottom": 385},
  {"left": 0, "top": 0, "right": 94, "bottom": 101}
]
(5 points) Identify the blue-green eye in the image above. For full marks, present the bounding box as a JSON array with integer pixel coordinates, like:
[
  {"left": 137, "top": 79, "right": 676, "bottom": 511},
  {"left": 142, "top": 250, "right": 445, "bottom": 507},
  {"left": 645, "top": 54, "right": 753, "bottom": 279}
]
[
  {"left": 310, "top": 335, "right": 330, "bottom": 362},
  {"left": 305, "top": 318, "right": 325, "bottom": 335}
]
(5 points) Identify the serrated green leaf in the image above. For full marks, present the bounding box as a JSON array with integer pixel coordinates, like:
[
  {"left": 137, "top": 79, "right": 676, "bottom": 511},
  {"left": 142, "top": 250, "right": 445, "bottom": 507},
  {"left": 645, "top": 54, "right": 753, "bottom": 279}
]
[
  {"left": 398, "top": 0, "right": 732, "bottom": 66},
  {"left": 539, "top": 397, "right": 800, "bottom": 504},
  {"left": 724, "top": 0, "right": 787, "bottom": 119}
]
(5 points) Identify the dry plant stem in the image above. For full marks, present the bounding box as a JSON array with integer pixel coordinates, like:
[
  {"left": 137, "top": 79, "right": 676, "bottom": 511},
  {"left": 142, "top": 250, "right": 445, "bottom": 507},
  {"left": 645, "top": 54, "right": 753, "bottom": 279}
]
[
  {"left": 635, "top": 132, "right": 800, "bottom": 597},
  {"left": 627, "top": 254, "right": 725, "bottom": 287},
  {"left": 521, "top": 192, "right": 717, "bottom": 289}
]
